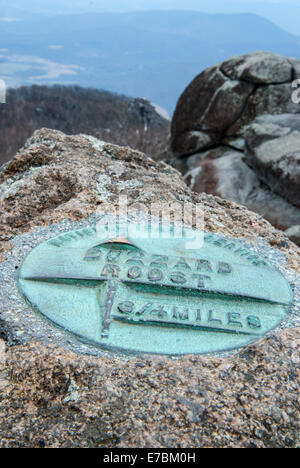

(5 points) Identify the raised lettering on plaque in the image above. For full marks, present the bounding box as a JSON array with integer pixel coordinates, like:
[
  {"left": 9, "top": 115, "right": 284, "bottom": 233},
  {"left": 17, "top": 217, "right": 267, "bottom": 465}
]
[{"left": 17, "top": 223, "right": 293, "bottom": 355}]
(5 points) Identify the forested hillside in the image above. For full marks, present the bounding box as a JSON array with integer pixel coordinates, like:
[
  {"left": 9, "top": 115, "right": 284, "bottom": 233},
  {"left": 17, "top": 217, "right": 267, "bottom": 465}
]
[{"left": 0, "top": 85, "right": 169, "bottom": 165}]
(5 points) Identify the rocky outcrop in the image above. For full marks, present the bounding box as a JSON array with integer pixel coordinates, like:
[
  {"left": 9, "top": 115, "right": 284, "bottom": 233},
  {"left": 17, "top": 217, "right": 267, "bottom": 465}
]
[
  {"left": 245, "top": 115, "right": 300, "bottom": 208},
  {"left": 184, "top": 115, "right": 300, "bottom": 234},
  {"left": 185, "top": 151, "right": 300, "bottom": 231},
  {"left": 170, "top": 52, "right": 300, "bottom": 241},
  {"left": 0, "top": 128, "right": 180, "bottom": 245},
  {"left": 0, "top": 129, "right": 299, "bottom": 448},
  {"left": 171, "top": 51, "right": 300, "bottom": 162},
  {"left": 1, "top": 128, "right": 297, "bottom": 250}
]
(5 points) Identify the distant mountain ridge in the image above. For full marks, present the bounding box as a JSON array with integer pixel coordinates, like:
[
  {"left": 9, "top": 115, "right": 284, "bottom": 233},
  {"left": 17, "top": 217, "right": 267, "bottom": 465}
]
[
  {"left": 1, "top": 11, "right": 296, "bottom": 43},
  {"left": 1, "top": 1, "right": 300, "bottom": 35},
  {"left": 0, "top": 11, "right": 299, "bottom": 111}
]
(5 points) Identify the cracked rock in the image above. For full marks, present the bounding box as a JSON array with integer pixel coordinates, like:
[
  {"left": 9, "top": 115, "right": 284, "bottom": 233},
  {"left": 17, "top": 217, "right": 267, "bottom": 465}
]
[{"left": 171, "top": 51, "right": 300, "bottom": 160}]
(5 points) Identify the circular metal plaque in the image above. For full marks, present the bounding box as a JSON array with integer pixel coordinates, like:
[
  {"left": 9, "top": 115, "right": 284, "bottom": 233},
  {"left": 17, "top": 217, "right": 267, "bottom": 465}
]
[{"left": 18, "top": 223, "right": 293, "bottom": 355}]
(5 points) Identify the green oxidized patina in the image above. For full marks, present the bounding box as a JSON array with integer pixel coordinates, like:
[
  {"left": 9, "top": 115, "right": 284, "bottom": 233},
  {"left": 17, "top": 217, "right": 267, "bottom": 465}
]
[{"left": 18, "top": 222, "right": 293, "bottom": 355}]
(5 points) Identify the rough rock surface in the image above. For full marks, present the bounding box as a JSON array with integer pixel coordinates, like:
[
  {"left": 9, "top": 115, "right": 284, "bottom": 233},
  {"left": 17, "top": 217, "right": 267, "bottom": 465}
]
[
  {"left": 0, "top": 129, "right": 299, "bottom": 448},
  {"left": 0, "top": 332, "right": 299, "bottom": 448},
  {"left": 184, "top": 151, "right": 300, "bottom": 231},
  {"left": 245, "top": 117, "right": 300, "bottom": 208},
  {"left": 171, "top": 51, "right": 300, "bottom": 160}
]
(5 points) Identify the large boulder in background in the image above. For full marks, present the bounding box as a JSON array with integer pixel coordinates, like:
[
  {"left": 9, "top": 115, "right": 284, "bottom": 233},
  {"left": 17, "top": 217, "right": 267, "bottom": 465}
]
[
  {"left": 245, "top": 115, "right": 300, "bottom": 207},
  {"left": 171, "top": 51, "right": 300, "bottom": 161},
  {"left": 170, "top": 52, "right": 300, "bottom": 242}
]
